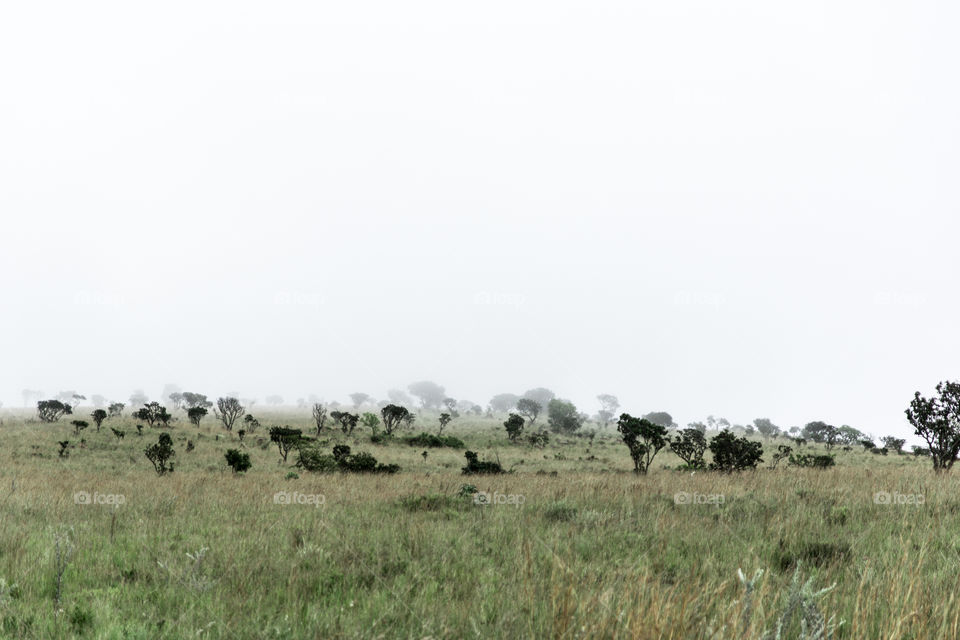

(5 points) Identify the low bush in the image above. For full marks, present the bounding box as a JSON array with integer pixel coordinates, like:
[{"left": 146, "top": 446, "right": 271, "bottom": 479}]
[
  {"left": 403, "top": 432, "right": 465, "bottom": 448},
  {"left": 224, "top": 449, "right": 251, "bottom": 474},
  {"left": 462, "top": 450, "right": 504, "bottom": 475},
  {"left": 788, "top": 453, "right": 835, "bottom": 469}
]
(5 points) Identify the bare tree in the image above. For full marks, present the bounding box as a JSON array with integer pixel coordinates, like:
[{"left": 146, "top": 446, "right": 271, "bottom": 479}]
[
  {"left": 312, "top": 403, "right": 328, "bottom": 435},
  {"left": 214, "top": 397, "right": 245, "bottom": 431}
]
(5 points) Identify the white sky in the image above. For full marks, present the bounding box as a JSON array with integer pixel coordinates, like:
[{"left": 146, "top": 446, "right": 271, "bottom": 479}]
[{"left": 1, "top": 1, "right": 958, "bottom": 439}]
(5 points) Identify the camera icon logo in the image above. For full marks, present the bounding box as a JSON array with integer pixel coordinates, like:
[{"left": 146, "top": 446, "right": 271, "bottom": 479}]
[
  {"left": 473, "top": 491, "right": 492, "bottom": 505},
  {"left": 73, "top": 491, "right": 91, "bottom": 505}
]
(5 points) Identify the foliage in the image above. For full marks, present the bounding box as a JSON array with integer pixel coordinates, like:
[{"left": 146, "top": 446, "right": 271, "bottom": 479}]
[
  {"left": 187, "top": 406, "right": 208, "bottom": 427},
  {"left": 708, "top": 429, "right": 763, "bottom": 472},
  {"left": 90, "top": 409, "right": 107, "bottom": 431},
  {"left": 224, "top": 449, "right": 251, "bottom": 473},
  {"left": 489, "top": 393, "right": 520, "bottom": 413},
  {"left": 214, "top": 397, "right": 244, "bottom": 431},
  {"left": 134, "top": 402, "right": 172, "bottom": 428},
  {"left": 617, "top": 413, "right": 668, "bottom": 473},
  {"left": 437, "top": 413, "right": 452, "bottom": 435},
  {"left": 642, "top": 411, "right": 675, "bottom": 428},
  {"left": 905, "top": 381, "right": 960, "bottom": 472},
  {"left": 144, "top": 433, "right": 175, "bottom": 475},
  {"left": 402, "top": 432, "right": 465, "bottom": 448},
  {"left": 516, "top": 398, "right": 542, "bottom": 425},
  {"left": 330, "top": 411, "right": 359, "bottom": 435},
  {"left": 670, "top": 428, "right": 707, "bottom": 469},
  {"left": 407, "top": 381, "right": 446, "bottom": 409},
  {"left": 311, "top": 403, "right": 328, "bottom": 435},
  {"left": 381, "top": 404, "right": 412, "bottom": 435},
  {"left": 788, "top": 453, "right": 836, "bottom": 469},
  {"left": 547, "top": 399, "right": 582, "bottom": 434},
  {"left": 504, "top": 413, "right": 525, "bottom": 442},
  {"left": 71, "top": 420, "right": 89, "bottom": 435},
  {"left": 461, "top": 450, "right": 504, "bottom": 474},
  {"left": 37, "top": 400, "right": 72, "bottom": 423},
  {"left": 269, "top": 427, "right": 302, "bottom": 462}
]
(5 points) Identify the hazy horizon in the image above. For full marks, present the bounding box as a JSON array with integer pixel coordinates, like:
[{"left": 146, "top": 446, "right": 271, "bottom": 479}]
[{"left": 3, "top": 1, "right": 959, "bottom": 441}]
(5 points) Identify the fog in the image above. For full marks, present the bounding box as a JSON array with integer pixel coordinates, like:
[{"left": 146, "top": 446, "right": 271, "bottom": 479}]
[{"left": 2, "top": 1, "right": 958, "bottom": 439}]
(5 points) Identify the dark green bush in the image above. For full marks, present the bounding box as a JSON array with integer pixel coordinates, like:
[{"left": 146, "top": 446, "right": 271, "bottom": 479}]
[
  {"left": 462, "top": 450, "right": 504, "bottom": 475},
  {"left": 224, "top": 449, "right": 251, "bottom": 473},
  {"left": 788, "top": 453, "right": 836, "bottom": 469},
  {"left": 403, "top": 432, "right": 465, "bottom": 448},
  {"left": 708, "top": 429, "right": 763, "bottom": 472}
]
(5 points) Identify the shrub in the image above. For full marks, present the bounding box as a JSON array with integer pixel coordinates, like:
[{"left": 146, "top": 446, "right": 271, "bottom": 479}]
[
  {"left": 544, "top": 501, "right": 577, "bottom": 522},
  {"left": 527, "top": 430, "right": 549, "bottom": 448},
  {"left": 769, "top": 445, "right": 793, "bottom": 470},
  {"left": 71, "top": 420, "right": 88, "bottom": 436},
  {"left": 144, "top": 433, "right": 175, "bottom": 475},
  {"left": 670, "top": 428, "right": 707, "bottom": 469},
  {"left": 504, "top": 414, "right": 525, "bottom": 442},
  {"left": 403, "top": 432, "right": 465, "bottom": 448},
  {"left": 133, "top": 402, "right": 172, "bottom": 428},
  {"left": 788, "top": 453, "right": 835, "bottom": 469},
  {"left": 462, "top": 451, "right": 504, "bottom": 475},
  {"left": 617, "top": 413, "right": 668, "bottom": 474},
  {"left": 297, "top": 443, "right": 399, "bottom": 473},
  {"left": 708, "top": 429, "right": 763, "bottom": 472},
  {"left": 57, "top": 441, "right": 70, "bottom": 458},
  {"left": 360, "top": 412, "right": 380, "bottom": 434},
  {"left": 110, "top": 428, "right": 125, "bottom": 441},
  {"left": 224, "top": 449, "right": 251, "bottom": 474}
]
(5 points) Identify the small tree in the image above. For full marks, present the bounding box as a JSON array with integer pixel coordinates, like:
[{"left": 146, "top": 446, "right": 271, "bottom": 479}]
[
  {"left": 110, "top": 428, "right": 125, "bottom": 441},
  {"left": 880, "top": 436, "right": 906, "bottom": 454},
  {"left": 330, "top": 411, "right": 359, "bottom": 435},
  {"left": 242, "top": 414, "right": 260, "bottom": 432},
  {"left": 504, "top": 413, "right": 525, "bottom": 442},
  {"left": 107, "top": 402, "right": 125, "bottom": 418},
  {"left": 708, "top": 429, "right": 763, "bottom": 472},
  {"left": 71, "top": 420, "right": 89, "bottom": 436},
  {"left": 90, "top": 409, "right": 107, "bottom": 432},
  {"left": 37, "top": 400, "right": 72, "bottom": 423},
  {"left": 214, "top": 397, "right": 244, "bottom": 431},
  {"left": 905, "top": 381, "right": 960, "bottom": 472},
  {"left": 547, "top": 399, "right": 582, "bottom": 434},
  {"left": 670, "top": 428, "right": 707, "bottom": 469},
  {"left": 144, "top": 433, "right": 175, "bottom": 475},
  {"left": 311, "top": 403, "right": 328, "bottom": 435},
  {"left": 517, "top": 398, "right": 542, "bottom": 425},
  {"left": 489, "top": 393, "right": 520, "bottom": 414},
  {"left": 269, "top": 426, "right": 302, "bottom": 463},
  {"left": 224, "top": 449, "right": 251, "bottom": 474},
  {"left": 617, "top": 413, "right": 668, "bottom": 474},
  {"left": 438, "top": 413, "right": 452, "bottom": 436},
  {"left": 187, "top": 406, "right": 208, "bottom": 427},
  {"left": 642, "top": 411, "right": 675, "bottom": 429},
  {"left": 381, "top": 404, "right": 412, "bottom": 436},
  {"left": 349, "top": 393, "right": 370, "bottom": 409},
  {"left": 753, "top": 418, "right": 780, "bottom": 440},
  {"left": 407, "top": 381, "right": 446, "bottom": 409},
  {"left": 360, "top": 412, "right": 380, "bottom": 434}
]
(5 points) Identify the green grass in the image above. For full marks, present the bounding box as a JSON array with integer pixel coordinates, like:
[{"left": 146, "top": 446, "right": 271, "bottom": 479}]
[{"left": 0, "top": 409, "right": 953, "bottom": 638}]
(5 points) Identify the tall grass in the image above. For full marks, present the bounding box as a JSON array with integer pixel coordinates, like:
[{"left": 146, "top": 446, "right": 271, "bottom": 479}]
[{"left": 0, "top": 411, "right": 951, "bottom": 638}]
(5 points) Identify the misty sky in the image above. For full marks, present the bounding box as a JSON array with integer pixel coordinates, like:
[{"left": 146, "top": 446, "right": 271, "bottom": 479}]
[{"left": 2, "top": 2, "right": 958, "bottom": 440}]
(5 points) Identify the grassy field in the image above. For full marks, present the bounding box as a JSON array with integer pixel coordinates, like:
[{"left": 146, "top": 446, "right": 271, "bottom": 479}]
[{"left": 0, "top": 409, "right": 953, "bottom": 639}]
